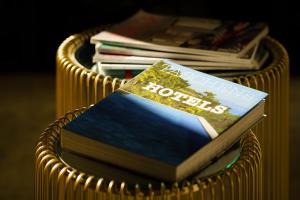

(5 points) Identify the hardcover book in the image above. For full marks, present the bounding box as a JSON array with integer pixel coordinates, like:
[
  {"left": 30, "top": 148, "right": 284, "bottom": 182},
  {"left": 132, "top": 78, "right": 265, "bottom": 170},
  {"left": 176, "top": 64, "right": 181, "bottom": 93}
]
[{"left": 61, "top": 60, "right": 267, "bottom": 181}]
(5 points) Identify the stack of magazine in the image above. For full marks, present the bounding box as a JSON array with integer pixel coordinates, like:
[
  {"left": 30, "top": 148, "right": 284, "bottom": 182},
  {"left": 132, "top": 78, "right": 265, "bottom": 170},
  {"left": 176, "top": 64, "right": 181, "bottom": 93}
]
[{"left": 90, "top": 10, "right": 269, "bottom": 78}]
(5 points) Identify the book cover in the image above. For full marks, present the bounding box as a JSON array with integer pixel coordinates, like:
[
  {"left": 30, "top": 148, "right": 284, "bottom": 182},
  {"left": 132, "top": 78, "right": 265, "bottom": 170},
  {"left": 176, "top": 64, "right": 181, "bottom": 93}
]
[
  {"left": 62, "top": 60, "right": 267, "bottom": 181},
  {"left": 91, "top": 10, "right": 268, "bottom": 58}
]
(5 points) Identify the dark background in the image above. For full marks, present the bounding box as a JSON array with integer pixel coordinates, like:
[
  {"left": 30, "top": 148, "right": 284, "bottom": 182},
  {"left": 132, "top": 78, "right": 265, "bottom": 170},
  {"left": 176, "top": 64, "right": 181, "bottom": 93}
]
[
  {"left": 0, "top": 1, "right": 299, "bottom": 199},
  {"left": 1, "top": 0, "right": 298, "bottom": 75}
]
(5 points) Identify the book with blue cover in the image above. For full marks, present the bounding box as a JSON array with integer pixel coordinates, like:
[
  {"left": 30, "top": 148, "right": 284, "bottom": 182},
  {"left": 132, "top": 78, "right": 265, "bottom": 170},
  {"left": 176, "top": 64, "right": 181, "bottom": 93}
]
[{"left": 61, "top": 60, "right": 267, "bottom": 181}]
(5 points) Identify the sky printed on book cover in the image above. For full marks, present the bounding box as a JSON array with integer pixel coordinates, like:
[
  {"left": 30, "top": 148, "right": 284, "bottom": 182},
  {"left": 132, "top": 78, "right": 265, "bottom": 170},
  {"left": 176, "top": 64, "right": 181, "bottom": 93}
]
[
  {"left": 121, "top": 60, "right": 267, "bottom": 133},
  {"left": 64, "top": 91, "right": 211, "bottom": 166},
  {"left": 64, "top": 60, "right": 267, "bottom": 166}
]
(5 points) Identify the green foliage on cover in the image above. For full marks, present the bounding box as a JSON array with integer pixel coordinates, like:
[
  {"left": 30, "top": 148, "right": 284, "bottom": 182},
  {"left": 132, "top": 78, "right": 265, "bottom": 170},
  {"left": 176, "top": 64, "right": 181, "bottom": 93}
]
[{"left": 121, "top": 61, "right": 239, "bottom": 133}]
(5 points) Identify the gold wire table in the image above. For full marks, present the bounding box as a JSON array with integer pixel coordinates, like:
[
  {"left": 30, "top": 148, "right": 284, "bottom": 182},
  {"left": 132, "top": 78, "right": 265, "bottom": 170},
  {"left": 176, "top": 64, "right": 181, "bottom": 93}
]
[
  {"left": 55, "top": 29, "right": 289, "bottom": 200},
  {"left": 35, "top": 108, "right": 262, "bottom": 200}
]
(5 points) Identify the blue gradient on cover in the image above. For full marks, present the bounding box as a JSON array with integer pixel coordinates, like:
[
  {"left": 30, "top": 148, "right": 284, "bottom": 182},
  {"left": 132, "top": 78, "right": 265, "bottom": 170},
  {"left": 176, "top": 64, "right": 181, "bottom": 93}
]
[{"left": 64, "top": 91, "right": 211, "bottom": 166}]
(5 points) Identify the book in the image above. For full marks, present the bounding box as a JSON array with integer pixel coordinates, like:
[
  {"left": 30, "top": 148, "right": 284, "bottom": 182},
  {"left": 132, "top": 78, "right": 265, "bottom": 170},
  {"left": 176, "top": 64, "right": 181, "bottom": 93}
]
[
  {"left": 61, "top": 60, "right": 267, "bottom": 181},
  {"left": 90, "top": 63, "right": 258, "bottom": 80},
  {"left": 90, "top": 10, "right": 269, "bottom": 75},
  {"left": 95, "top": 43, "right": 255, "bottom": 64},
  {"left": 94, "top": 42, "right": 268, "bottom": 69},
  {"left": 90, "top": 10, "right": 269, "bottom": 58},
  {"left": 90, "top": 44, "right": 269, "bottom": 79},
  {"left": 93, "top": 46, "right": 269, "bottom": 70}
]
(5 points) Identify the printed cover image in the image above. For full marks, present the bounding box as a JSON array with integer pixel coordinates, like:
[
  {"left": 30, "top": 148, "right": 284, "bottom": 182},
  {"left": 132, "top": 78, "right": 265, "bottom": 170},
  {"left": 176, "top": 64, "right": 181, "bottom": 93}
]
[
  {"left": 64, "top": 60, "right": 267, "bottom": 167},
  {"left": 95, "top": 10, "right": 268, "bottom": 54},
  {"left": 64, "top": 90, "right": 212, "bottom": 166},
  {"left": 121, "top": 60, "right": 267, "bottom": 134}
]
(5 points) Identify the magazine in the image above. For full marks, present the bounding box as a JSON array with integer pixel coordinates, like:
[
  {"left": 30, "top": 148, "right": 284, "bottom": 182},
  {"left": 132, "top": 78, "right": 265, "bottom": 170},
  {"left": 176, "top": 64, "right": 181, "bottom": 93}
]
[
  {"left": 93, "top": 42, "right": 269, "bottom": 70},
  {"left": 91, "top": 10, "right": 269, "bottom": 58}
]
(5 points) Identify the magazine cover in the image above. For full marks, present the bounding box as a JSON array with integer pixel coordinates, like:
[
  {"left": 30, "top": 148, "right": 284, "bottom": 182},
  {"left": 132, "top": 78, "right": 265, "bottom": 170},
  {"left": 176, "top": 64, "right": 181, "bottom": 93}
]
[{"left": 91, "top": 10, "right": 269, "bottom": 57}]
